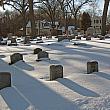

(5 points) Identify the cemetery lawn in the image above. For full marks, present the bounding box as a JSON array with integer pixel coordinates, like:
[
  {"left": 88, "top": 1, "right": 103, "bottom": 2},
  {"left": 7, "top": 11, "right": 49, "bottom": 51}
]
[{"left": 0, "top": 37, "right": 110, "bottom": 110}]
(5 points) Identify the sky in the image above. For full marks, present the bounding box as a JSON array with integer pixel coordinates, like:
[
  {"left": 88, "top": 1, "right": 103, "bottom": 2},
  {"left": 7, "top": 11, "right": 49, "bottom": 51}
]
[{"left": 99, "top": 0, "right": 104, "bottom": 9}]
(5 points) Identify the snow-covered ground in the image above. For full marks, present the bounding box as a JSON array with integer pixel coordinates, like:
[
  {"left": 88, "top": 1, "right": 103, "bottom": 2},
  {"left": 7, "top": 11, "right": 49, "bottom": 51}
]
[{"left": 0, "top": 37, "right": 110, "bottom": 110}]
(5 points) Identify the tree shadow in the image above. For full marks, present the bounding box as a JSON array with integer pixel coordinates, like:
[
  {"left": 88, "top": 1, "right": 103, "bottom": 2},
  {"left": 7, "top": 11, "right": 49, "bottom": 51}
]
[
  {"left": 14, "top": 61, "right": 34, "bottom": 71},
  {"left": 72, "top": 42, "right": 93, "bottom": 48},
  {"left": 1, "top": 87, "right": 30, "bottom": 110},
  {"left": 21, "top": 53, "right": 30, "bottom": 55},
  {"left": 8, "top": 66, "right": 79, "bottom": 110},
  {"left": 46, "top": 59, "right": 61, "bottom": 64},
  {"left": 41, "top": 42, "right": 110, "bottom": 66},
  {"left": 95, "top": 72, "right": 110, "bottom": 80},
  {"left": 90, "top": 40, "right": 110, "bottom": 45},
  {"left": 57, "top": 78, "right": 100, "bottom": 97}
]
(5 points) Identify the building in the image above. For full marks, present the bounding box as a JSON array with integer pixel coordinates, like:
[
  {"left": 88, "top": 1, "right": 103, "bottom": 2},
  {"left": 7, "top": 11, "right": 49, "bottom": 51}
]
[
  {"left": 26, "top": 21, "right": 31, "bottom": 36},
  {"left": 26, "top": 20, "right": 60, "bottom": 36},
  {"left": 91, "top": 16, "right": 102, "bottom": 34},
  {"left": 60, "top": 25, "right": 75, "bottom": 35}
]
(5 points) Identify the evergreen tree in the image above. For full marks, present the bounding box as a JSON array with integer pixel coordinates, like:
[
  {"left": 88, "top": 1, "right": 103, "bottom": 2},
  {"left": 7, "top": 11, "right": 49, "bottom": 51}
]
[{"left": 81, "top": 12, "right": 91, "bottom": 34}]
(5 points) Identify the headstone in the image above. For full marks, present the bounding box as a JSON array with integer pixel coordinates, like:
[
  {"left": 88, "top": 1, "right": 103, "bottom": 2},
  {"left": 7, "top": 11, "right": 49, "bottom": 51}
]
[
  {"left": 100, "top": 36, "right": 105, "bottom": 40},
  {"left": 73, "top": 42, "right": 80, "bottom": 45},
  {"left": 93, "top": 34, "right": 99, "bottom": 38},
  {"left": 34, "top": 48, "right": 42, "bottom": 54},
  {"left": 57, "top": 30, "right": 62, "bottom": 35},
  {"left": 86, "top": 27, "right": 95, "bottom": 35},
  {"left": 37, "top": 51, "right": 49, "bottom": 60},
  {"left": 83, "top": 34, "right": 87, "bottom": 38},
  {"left": 105, "top": 35, "right": 110, "bottom": 38},
  {"left": 71, "top": 35, "right": 75, "bottom": 39},
  {"left": 76, "top": 36, "right": 81, "bottom": 40},
  {"left": 8, "top": 37, "right": 17, "bottom": 46},
  {"left": 0, "top": 72, "right": 11, "bottom": 90},
  {"left": 87, "top": 61, "right": 98, "bottom": 74},
  {"left": 68, "top": 35, "right": 75, "bottom": 40},
  {"left": 86, "top": 36, "right": 91, "bottom": 40},
  {"left": 50, "top": 65, "right": 63, "bottom": 81},
  {"left": 24, "top": 37, "right": 30, "bottom": 44},
  {"left": 58, "top": 36, "right": 64, "bottom": 42},
  {"left": 10, "top": 53, "right": 23, "bottom": 64},
  {"left": 11, "top": 38, "right": 16, "bottom": 43},
  {"left": 74, "top": 30, "right": 78, "bottom": 36}
]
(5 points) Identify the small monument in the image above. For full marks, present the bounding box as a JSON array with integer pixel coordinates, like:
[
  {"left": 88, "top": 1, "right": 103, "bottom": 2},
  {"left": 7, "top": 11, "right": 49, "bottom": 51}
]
[
  {"left": 10, "top": 53, "right": 23, "bottom": 64},
  {"left": 87, "top": 61, "right": 98, "bottom": 74},
  {"left": 37, "top": 51, "right": 49, "bottom": 61},
  {"left": 76, "top": 36, "right": 81, "bottom": 40},
  {"left": 68, "top": 35, "right": 75, "bottom": 40},
  {"left": 0, "top": 72, "right": 11, "bottom": 90},
  {"left": 58, "top": 36, "right": 65, "bottom": 42},
  {"left": 8, "top": 37, "right": 17, "bottom": 46},
  {"left": 86, "top": 27, "right": 95, "bottom": 36},
  {"left": 50, "top": 65, "right": 63, "bottom": 81},
  {"left": 11, "top": 38, "right": 16, "bottom": 43},
  {"left": 34, "top": 48, "right": 42, "bottom": 54},
  {"left": 24, "top": 37, "right": 30, "bottom": 44},
  {"left": 86, "top": 36, "right": 91, "bottom": 40},
  {"left": 100, "top": 36, "right": 105, "bottom": 40}
]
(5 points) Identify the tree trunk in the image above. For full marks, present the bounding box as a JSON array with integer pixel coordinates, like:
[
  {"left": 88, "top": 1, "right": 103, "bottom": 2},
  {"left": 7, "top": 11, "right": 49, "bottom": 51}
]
[
  {"left": 22, "top": 11, "right": 26, "bottom": 36},
  {"left": 74, "top": 15, "right": 77, "bottom": 30},
  {"left": 65, "top": 10, "right": 68, "bottom": 37},
  {"left": 101, "top": 0, "right": 109, "bottom": 36},
  {"left": 28, "top": 0, "right": 36, "bottom": 37}
]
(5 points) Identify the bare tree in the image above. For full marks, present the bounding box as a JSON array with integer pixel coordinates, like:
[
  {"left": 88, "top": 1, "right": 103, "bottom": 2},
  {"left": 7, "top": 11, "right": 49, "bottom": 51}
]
[
  {"left": 101, "top": 0, "right": 110, "bottom": 36},
  {"left": 65, "top": 0, "right": 94, "bottom": 29},
  {"left": 85, "top": 0, "right": 102, "bottom": 17},
  {"left": 57, "top": 0, "right": 72, "bottom": 35},
  {"left": 38, "top": 0, "right": 59, "bottom": 28},
  {"left": 2, "top": 0, "right": 29, "bottom": 36},
  {"left": 35, "top": 0, "right": 60, "bottom": 36}
]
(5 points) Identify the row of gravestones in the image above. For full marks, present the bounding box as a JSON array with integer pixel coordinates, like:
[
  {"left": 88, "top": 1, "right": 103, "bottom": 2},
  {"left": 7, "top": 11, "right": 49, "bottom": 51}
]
[
  {"left": 9, "top": 35, "right": 106, "bottom": 45},
  {"left": 9, "top": 37, "right": 44, "bottom": 45},
  {"left": 8, "top": 37, "right": 30, "bottom": 46},
  {"left": 9, "top": 48, "right": 48, "bottom": 64},
  {"left": 0, "top": 51, "right": 98, "bottom": 90},
  {"left": 86, "top": 36, "right": 105, "bottom": 40},
  {"left": 0, "top": 61, "right": 98, "bottom": 90},
  {"left": 10, "top": 48, "right": 99, "bottom": 73},
  {"left": 58, "top": 35, "right": 106, "bottom": 42},
  {"left": 8, "top": 38, "right": 17, "bottom": 46},
  {"left": 33, "top": 48, "right": 49, "bottom": 61},
  {"left": 58, "top": 35, "right": 89, "bottom": 42},
  {"left": 76, "top": 36, "right": 105, "bottom": 41}
]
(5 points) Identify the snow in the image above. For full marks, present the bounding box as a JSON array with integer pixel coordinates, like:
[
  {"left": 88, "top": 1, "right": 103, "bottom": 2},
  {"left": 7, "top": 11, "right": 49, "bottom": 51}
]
[
  {"left": 76, "top": 94, "right": 110, "bottom": 110},
  {"left": 0, "top": 37, "right": 110, "bottom": 110},
  {"left": 0, "top": 95, "right": 10, "bottom": 110}
]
